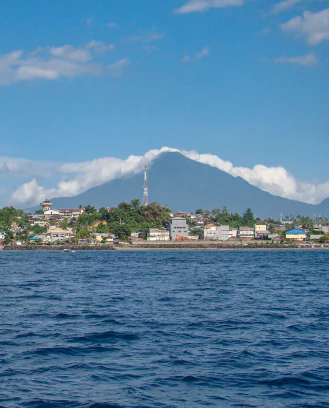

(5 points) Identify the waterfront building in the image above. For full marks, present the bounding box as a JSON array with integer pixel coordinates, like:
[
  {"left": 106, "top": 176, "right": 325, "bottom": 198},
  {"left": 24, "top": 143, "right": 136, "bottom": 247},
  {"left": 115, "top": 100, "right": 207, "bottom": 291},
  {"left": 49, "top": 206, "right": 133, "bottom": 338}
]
[
  {"left": 203, "top": 225, "right": 236, "bottom": 241},
  {"left": 239, "top": 226, "right": 255, "bottom": 239},
  {"left": 169, "top": 217, "right": 189, "bottom": 240},
  {"left": 255, "top": 224, "right": 269, "bottom": 239},
  {"left": 147, "top": 228, "right": 170, "bottom": 241},
  {"left": 131, "top": 232, "right": 142, "bottom": 239},
  {"left": 203, "top": 226, "right": 218, "bottom": 240},
  {"left": 284, "top": 228, "right": 308, "bottom": 241},
  {"left": 0, "top": 231, "right": 6, "bottom": 241},
  {"left": 50, "top": 228, "right": 73, "bottom": 242},
  {"left": 309, "top": 235, "right": 324, "bottom": 240},
  {"left": 34, "top": 233, "right": 51, "bottom": 243},
  {"left": 231, "top": 229, "right": 238, "bottom": 238}
]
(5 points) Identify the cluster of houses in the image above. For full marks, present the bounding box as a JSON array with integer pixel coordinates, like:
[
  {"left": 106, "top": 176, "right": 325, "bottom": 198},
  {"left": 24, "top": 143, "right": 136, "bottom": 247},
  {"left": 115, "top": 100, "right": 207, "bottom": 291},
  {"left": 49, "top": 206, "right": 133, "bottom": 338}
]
[
  {"left": 146, "top": 221, "right": 272, "bottom": 242},
  {"left": 145, "top": 216, "right": 328, "bottom": 242},
  {"left": 0, "top": 200, "right": 115, "bottom": 245},
  {"left": 1, "top": 200, "right": 328, "bottom": 246}
]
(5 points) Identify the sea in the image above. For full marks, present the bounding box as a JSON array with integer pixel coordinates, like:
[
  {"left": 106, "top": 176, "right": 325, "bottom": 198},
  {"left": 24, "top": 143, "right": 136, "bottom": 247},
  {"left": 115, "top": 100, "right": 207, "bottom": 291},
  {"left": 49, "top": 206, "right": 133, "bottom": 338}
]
[{"left": 0, "top": 250, "right": 329, "bottom": 408}]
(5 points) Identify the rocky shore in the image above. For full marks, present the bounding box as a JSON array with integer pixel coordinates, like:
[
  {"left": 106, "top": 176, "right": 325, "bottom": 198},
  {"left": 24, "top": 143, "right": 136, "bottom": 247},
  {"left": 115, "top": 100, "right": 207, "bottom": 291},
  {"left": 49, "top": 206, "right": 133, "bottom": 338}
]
[
  {"left": 2, "top": 245, "right": 115, "bottom": 251},
  {"left": 117, "top": 242, "right": 329, "bottom": 250},
  {"left": 1, "top": 242, "right": 328, "bottom": 251}
]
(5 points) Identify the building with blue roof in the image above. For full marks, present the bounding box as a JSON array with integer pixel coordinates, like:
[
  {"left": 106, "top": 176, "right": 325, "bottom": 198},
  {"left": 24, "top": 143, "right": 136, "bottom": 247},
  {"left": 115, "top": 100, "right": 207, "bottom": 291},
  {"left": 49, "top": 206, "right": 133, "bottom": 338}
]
[{"left": 285, "top": 228, "right": 308, "bottom": 241}]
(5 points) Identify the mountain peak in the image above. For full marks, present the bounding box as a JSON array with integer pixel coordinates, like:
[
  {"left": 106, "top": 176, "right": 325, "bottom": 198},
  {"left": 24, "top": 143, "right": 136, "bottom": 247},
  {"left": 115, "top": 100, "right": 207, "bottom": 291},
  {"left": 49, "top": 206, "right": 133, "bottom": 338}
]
[{"left": 40, "top": 151, "right": 325, "bottom": 218}]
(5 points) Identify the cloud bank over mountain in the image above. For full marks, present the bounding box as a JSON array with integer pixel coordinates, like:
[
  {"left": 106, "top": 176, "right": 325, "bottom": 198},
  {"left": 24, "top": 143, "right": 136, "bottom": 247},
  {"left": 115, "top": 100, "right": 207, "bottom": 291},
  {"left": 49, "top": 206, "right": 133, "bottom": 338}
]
[{"left": 3, "top": 147, "right": 329, "bottom": 208}]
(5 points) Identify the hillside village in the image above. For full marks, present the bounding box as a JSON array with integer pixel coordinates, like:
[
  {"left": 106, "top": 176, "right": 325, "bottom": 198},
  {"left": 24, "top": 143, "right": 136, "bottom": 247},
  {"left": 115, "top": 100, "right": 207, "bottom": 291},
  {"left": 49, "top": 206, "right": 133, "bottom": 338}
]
[{"left": 0, "top": 198, "right": 329, "bottom": 247}]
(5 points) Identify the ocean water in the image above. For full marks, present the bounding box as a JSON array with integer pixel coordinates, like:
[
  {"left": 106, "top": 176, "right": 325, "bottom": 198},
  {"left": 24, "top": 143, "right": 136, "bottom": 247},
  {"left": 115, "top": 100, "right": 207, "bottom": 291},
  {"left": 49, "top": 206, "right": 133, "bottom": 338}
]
[{"left": 0, "top": 250, "right": 329, "bottom": 408}]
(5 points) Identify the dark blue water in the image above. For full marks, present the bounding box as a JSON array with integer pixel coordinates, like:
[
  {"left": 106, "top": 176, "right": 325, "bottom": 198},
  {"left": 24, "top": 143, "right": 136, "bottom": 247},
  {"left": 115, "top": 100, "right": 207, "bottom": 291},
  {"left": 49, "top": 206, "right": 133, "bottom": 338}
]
[{"left": 1, "top": 250, "right": 329, "bottom": 407}]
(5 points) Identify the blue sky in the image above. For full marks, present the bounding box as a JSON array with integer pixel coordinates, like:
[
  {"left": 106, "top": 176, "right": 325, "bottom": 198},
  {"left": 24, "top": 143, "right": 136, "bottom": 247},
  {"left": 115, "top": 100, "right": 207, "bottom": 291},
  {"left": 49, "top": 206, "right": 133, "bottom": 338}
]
[{"left": 1, "top": 0, "right": 329, "bottom": 207}]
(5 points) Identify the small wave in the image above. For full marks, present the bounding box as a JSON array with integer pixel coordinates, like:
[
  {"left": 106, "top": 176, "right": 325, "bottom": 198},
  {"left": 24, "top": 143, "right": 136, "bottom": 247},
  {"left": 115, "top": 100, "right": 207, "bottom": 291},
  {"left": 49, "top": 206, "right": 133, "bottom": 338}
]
[
  {"left": 71, "top": 330, "right": 140, "bottom": 343},
  {"left": 21, "top": 400, "right": 122, "bottom": 408},
  {"left": 260, "top": 376, "right": 312, "bottom": 387},
  {"left": 27, "top": 345, "right": 118, "bottom": 357}
]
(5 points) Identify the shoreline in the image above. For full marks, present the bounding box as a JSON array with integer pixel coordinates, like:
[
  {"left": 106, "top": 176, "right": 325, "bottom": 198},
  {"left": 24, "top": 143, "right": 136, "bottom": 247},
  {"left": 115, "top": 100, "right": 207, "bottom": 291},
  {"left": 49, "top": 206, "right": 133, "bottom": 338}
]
[
  {"left": 115, "top": 246, "right": 329, "bottom": 251},
  {"left": 1, "top": 244, "right": 328, "bottom": 251}
]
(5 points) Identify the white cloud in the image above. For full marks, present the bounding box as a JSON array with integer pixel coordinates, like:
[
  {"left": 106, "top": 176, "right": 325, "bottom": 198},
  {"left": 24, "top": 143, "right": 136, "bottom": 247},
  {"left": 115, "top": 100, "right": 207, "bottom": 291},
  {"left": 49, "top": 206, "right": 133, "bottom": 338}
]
[
  {"left": 130, "top": 31, "right": 165, "bottom": 43},
  {"left": 182, "top": 47, "right": 210, "bottom": 62},
  {"left": 108, "top": 59, "right": 130, "bottom": 76},
  {"left": 0, "top": 41, "right": 118, "bottom": 85},
  {"left": 270, "top": 0, "right": 303, "bottom": 15},
  {"left": 12, "top": 179, "right": 50, "bottom": 207},
  {"left": 196, "top": 47, "right": 210, "bottom": 59},
  {"left": 275, "top": 53, "right": 319, "bottom": 66},
  {"left": 106, "top": 22, "right": 118, "bottom": 28},
  {"left": 9, "top": 147, "right": 329, "bottom": 207},
  {"left": 0, "top": 156, "right": 57, "bottom": 177},
  {"left": 174, "top": 0, "right": 244, "bottom": 14},
  {"left": 182, "top": 55, "right": 192, "bottom": 62},
  {"left": 281, "top": 8, "right": 329, "bottom": 45}
]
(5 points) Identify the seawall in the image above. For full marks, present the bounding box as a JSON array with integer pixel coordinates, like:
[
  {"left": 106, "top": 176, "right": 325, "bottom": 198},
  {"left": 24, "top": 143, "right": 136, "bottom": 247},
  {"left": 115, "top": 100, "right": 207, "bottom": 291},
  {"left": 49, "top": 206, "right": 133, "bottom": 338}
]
[{"left": 2, "top": 245, "right": 115, "bottom": 251}]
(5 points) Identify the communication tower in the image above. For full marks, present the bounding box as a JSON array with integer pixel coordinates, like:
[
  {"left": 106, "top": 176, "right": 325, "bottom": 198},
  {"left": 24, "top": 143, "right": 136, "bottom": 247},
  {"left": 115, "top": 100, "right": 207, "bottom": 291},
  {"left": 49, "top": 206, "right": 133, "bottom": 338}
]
[{"left": 143, "top": 164, "right": 148, "bottom": 206}]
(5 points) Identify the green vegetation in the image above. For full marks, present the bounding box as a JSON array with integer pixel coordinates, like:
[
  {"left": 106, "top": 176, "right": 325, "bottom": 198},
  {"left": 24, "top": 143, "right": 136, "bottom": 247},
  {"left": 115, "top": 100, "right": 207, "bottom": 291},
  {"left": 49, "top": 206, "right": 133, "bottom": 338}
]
[
  {"left": 0, "top": 202, "right": 328, "bottom": 245},
  {"left": 76, "top": 200, "right": 172, "bottom": 241}
]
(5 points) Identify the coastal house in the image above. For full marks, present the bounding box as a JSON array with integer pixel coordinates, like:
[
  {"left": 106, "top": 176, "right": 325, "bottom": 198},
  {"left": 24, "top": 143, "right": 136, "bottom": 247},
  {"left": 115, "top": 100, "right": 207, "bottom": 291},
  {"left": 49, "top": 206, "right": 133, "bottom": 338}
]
[
  {"left": 147, "top": 228, "right": 170, "bottom": 241},
  {"left": 57, "top": 208, "right": 84, "bottom": 217},
  {"left": 284, "top": 228, "right": 308, "bottom": 241},
  {"left": 203, "top": 226, "right": 218, "bottom": 240},
  {"left": 239, "top": 226, "right": 255, "bottom": 239},
  {"left": 50, "top": 228, "right": 73, "bottom": 242},
  {"left": 255, "top": 224, "right": 269, "bottom": 239},
  {"left": 231, "top": 229, "right": 238, "bottom": 238},
  {"left": 34, "top": 233, "right": 51, "bottom": 243},
  {"left": 203, "top": 225, "right": 235, "bottom": 241},
  {"left": 309, "top": 235, "right": 324, "bottom": 240},
  {"left": 0, "top": 231, "right": 6, "bottom": 241},
  {"left": 268, "top": 234, "right": 280, "bottom": 241},
  {"left": 131, "top": 231, "right": 142, "bottom": 239},
  {"left": 169, "top": 217, "right": 189, "bottom": 240}
]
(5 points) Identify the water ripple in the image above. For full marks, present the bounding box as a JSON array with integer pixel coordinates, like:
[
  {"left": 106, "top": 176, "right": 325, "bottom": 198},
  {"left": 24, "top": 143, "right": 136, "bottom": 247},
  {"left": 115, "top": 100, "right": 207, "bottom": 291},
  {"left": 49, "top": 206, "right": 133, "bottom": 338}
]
[{"left": 1, "top": 250, "right": 329, "bottom": 407}]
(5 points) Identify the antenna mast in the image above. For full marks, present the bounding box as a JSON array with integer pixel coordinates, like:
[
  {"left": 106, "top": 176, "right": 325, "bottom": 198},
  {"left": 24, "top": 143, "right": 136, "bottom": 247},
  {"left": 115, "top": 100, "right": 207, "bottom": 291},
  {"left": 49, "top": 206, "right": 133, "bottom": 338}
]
[{"left": 143, "top": 164, "right": 148, "bottom": 206}]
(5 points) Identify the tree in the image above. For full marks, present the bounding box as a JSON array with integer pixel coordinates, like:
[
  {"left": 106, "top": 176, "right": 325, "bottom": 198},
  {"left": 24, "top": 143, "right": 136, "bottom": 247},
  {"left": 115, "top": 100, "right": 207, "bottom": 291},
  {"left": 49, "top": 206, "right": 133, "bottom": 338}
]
[
  {"left": 99, "top": 207, "right": 109, "bottom": 220},
  {"left": 59, "top": 221, "right": 69, "bottom": 230},
  {"left": 195, "top": 209, "right": 204, "bottom": 215},
  {"left": 130, "top": 199, "right": 141, "bottom": 210},
  {"left": 77, "top": 227, "right": 90, "bottom": 239},
  {"left": 35, "top": 209, "right": 44, "bottom": 215},
  {"left": 31, "top": 224, "right": 47, "bottom": 234},
  {"left": 96, "top": 223, "right": 108, "bottom": 233},
  {"left": 84, "top": 205, "right": 96, "bottom": 214},
  {"left": 112, "top": 223, "right": 132, "bottom": 241},
  {"left": 242, "top": 208, "right": 255, "bottom": 226}
]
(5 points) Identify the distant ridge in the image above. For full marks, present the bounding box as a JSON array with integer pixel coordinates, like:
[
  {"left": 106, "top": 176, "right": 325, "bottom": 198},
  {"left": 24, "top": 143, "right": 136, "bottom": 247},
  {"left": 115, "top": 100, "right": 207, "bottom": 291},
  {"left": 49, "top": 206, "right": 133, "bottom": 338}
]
[{"left": 38, "top": 152, "right": 328, "bottom": 218}]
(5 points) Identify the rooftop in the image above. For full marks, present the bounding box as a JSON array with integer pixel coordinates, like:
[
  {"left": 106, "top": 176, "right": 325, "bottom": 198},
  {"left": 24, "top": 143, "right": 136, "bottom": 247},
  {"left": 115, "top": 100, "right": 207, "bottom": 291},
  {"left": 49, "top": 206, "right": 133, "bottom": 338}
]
[{"left": 285, "top": 228, "right": 307, "bottom": 235}]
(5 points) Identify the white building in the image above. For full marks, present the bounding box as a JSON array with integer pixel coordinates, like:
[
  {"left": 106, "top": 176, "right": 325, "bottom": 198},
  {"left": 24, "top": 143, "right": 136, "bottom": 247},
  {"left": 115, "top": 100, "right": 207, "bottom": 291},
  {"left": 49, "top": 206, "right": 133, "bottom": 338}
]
[
  {"left": 34, "top": 233, "right": 51, "bottom": 243},
  {"left": 239, "top": 226, "right": 255, "bottom": 239},
  {"left": 169, "top": 217, "right": 189, "bottom": 240},
  {"left": 44, "top": 209, "right": 62, "bottom": 218},
  {"left": 203, "top": 225, "right": 236, "bottom": 241},
  {"left": 255, "top": 224, "right": 269, "bottom": 239},
  {"left": 203, "top": 226, "right": 218, "bottom": 240},
  {"left": 50, "top": 228, "right": 73, "bottom": 242},
  {"left": 57, "top": 208, "right": 84, "bottom": 217},
  {"left": 147, "top": 228, "right": 170, "bottom": 241}
]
